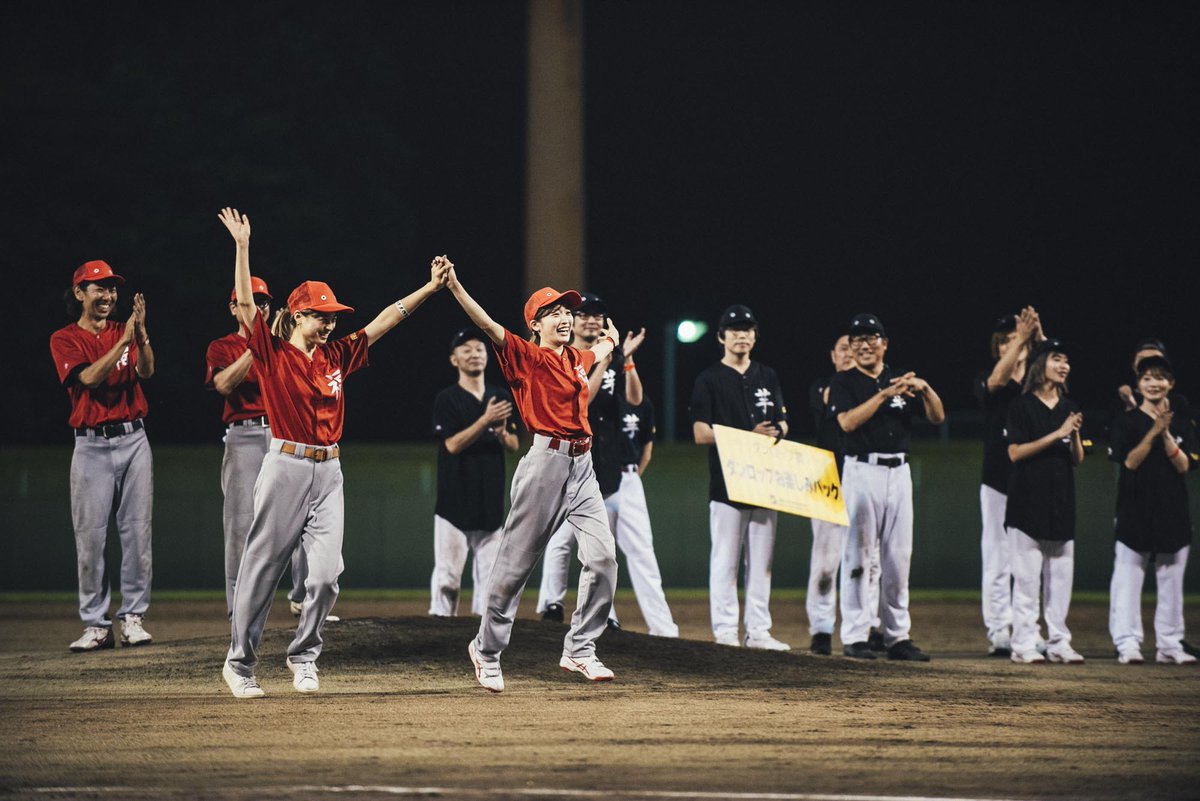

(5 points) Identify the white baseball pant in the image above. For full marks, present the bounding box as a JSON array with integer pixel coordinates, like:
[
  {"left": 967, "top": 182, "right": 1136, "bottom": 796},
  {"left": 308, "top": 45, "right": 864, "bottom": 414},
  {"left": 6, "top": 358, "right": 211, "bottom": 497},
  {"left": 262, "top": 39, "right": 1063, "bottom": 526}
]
[
  {"left": 70, "top": 427, "right": 153, "bottom": 627},
  {"left": 979, "top": 484, "right": 1013, "bottom": 647},
  {"left": 473, "top": 436, "right": 617, "bottom": 664},
  {"left": 839, "top": 457, "right": 913, "bottom": 648},
  {"left": 806, "top": 518, "right": 847, "bottom": 636},
  {"left": 226, "top": 439, "right": 345, "bottom": 677},
  {"left": 709, "top": 500, "right": 778, "bottom": 643},
  {"left": 1009, "top": 527, "right": 1074, "bottom": 655},
  {"left": 429, "top": 515, "right": 500, "bottom": 617},
  {"left": 1109, "top": 542, "right": 1189, "bottom": 654}
]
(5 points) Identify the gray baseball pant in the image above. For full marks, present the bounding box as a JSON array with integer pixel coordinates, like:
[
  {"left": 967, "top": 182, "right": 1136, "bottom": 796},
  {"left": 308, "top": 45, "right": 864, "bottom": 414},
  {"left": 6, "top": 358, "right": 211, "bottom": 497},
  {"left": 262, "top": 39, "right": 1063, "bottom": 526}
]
[
  {"left": 226, "top": 439, "right": 344, "bottom": 676},
  {"left": 70, "top": 427, "right": 153, "bottom": 627},
  {"left": 473, "top": 436, "right": 617, "bottom": 664},
  {"left": 220, "top": 424, "right": 271, "bottom": 615}
]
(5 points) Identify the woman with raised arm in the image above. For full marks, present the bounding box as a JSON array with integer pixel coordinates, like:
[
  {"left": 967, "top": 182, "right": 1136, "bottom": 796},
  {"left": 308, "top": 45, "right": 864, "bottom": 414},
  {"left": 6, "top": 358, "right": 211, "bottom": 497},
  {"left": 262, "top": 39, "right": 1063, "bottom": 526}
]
[
  {"left": 445, "top": 261, "right": 620, "bottom": 692},
  {"left": 216, "top": 208, "right": 449, "bottom": 699},
  {"left": 1004, "top": 338, "right": 1086, "bottom": 665}
]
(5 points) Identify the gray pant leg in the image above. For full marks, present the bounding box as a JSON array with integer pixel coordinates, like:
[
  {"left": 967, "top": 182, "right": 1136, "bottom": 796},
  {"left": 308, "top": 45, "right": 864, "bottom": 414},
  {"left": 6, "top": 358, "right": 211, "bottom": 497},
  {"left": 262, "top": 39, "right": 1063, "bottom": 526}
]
[
  {"left": 562, "top": 454, "right": 618, "bottom": 658},
  {"left": 288, "top": 546, "right": 308, "bottom": 605},
  {"left": 286, "top": 462, "right": 345, "bottom": 662},
  {"left": 113, "top": 430, "right": 153, "bottom": 619},
  {"left": 474, "top": 449, "right": 571, "bottom": 662},
  {"left": 70, "top": 435, "right": 118, "bottom": 627},
  {"left": 221, "top": 426, "right": 270, "bottom": 615}
]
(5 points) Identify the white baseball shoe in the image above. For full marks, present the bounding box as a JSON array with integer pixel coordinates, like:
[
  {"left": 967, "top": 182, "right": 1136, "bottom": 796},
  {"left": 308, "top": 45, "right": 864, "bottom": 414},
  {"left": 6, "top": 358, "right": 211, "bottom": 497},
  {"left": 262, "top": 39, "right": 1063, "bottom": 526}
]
[
  {"left": 286, "top": 658, "right": 320, "bottom": 693},
  {"left": 715, "top": 633, "right": 740, "bottom": 647},
  {"left": 223, "top": 661, "right": 265, "bottom": 699},
  {"left": 1010, "top": 650, "right": 1046, "bottom": 664},
  {"left": 1117, "top": 649, "right": 1145, "bottom": 665},
  {"left": 744, "top": 633, "right": 791, "bottom": 651},
  {"left": 1156, "top": 649, "right": 1198, "bottom": 664},
  {"left": 559, "top": 654, "right": 615, "bottom": 681},
  {"left": 468, "top": 640, "right": 504, "bottom": 692},
  {"left": 120, "top": 615, "right": 153, "bottom": 647},
  {"left": 1046, "top": 645, "right": 1085, "bottom": 664},
  {"left": 69, "top": 626, "right": 114, "bottom": 652}
]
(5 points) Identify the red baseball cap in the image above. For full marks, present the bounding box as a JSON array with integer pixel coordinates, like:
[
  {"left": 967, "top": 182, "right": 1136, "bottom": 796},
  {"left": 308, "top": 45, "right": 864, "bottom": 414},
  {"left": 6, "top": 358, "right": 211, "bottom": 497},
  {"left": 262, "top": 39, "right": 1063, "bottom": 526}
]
[
  {"left": 287, "top": 280, "right": 354, "bottom": 314},
  {"left": 230, "top": 276, "right": 273, "bottom": 302},
  {"left": 524, "top": 286, "right": 583, "bottom": 330},
  {"left": 72, "top": 260, "right": 124, "bottom": 286}
]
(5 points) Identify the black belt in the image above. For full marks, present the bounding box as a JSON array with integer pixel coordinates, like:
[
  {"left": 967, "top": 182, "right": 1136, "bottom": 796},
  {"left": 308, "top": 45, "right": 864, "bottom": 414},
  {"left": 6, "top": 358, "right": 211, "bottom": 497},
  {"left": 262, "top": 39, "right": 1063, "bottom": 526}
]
[
  {"left": 849, "top": 453, "right": 907, "bottom": 468},
  {"left": 622, "top": 464, "right": 639, "bottom": 473},
  {"left": 230, "top": 416, "right": 269, "bottom": 427},
  {"left": 75, "top": 419, "right": 144, "bottom": 439}
]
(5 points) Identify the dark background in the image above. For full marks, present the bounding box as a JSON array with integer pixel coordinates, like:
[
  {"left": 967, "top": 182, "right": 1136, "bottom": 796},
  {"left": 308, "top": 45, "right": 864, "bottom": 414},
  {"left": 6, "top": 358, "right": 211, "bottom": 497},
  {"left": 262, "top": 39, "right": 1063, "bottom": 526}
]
[{"left": 5, "top": 2, "right": 1197, "bottom": 445}]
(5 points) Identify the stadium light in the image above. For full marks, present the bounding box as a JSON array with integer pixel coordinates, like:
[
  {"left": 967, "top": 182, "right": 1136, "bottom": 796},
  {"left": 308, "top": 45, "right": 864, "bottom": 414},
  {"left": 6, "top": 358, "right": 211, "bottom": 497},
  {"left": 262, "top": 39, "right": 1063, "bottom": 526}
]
[
  {"left": 676, "top": 320, "right": 708, "bottom": 343},
  {"left": 663, "top": 318, "right": 710, "bottom": 442}
]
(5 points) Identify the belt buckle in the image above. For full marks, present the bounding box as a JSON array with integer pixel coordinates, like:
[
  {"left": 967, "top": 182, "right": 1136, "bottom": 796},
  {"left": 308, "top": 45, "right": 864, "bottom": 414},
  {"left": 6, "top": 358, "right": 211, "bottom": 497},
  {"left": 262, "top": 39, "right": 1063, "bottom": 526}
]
[{"left": 313, "top": 448, "right": 326, "bottom": 463}]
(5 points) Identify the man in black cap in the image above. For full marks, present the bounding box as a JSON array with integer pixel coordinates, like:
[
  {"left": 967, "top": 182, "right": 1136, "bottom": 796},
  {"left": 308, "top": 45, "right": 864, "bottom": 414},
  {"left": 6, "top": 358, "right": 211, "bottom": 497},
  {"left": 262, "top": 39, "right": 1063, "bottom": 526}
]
[
  {"left": 828, "top": 313, "right": 944, "bottom": 661},
  {"left": 429, "top": 328, "right": 520, "bottom": 617},
  {"left": 536, "top": 293, "right": 649, "bottom": 628},
  {"left": 690, "top": 304, "right": 790, "bottom": 649}
]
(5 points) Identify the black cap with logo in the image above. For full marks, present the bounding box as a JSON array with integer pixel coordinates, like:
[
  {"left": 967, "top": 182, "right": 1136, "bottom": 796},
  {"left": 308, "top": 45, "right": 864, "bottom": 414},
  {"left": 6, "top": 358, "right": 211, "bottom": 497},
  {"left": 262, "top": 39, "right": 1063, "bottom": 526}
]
[
  {"left": 718, "top": 304, "right": 758, "bottom": 330},
  {"left": 848, "top": 313, "right": 886, "bottom": 338},
  {"left": 448, "top": 327, "right": 485, "bottom": 354},
  {"left": 576, "top": 292, "right": 607, "bottom": 315}
]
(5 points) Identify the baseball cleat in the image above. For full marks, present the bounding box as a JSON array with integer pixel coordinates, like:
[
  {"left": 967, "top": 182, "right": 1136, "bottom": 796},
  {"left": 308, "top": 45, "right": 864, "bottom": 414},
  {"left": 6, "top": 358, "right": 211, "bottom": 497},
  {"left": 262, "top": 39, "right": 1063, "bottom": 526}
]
[
  {"left": 69, "top": 626, "right": 114, "bottom": 652},
  {"left": 286, "top": 657, "right": 320, "bottom": 693},
  {"left": 469, "top": 640, "right": 504, "bottom": 692},
  {"left": 744, "top": 633, "right": 791, "bottom": 651},
  {"left": 223, "top": 661, "right": 265, "bottom": 699},
  {"left": 1181, "top": 640, "right": 1200, "bottom": 659},
  {"left": 120, "top": 615, "right": 153, "bottom": 647},
  {"left": 559, "top": 654, "right": 615, "bottom": 681},
  {"left": 1116, "top": 650, "right": 1145, "bottom": 665},
  {"left": 1010, "top": 650, "right": 1046, "bottom": 664},
  {"left": 809, "top": 633, "right": 833, "bottom": 656},
  {"left": 1046, "top": 646, "right": 1085, "bottom": 664},
  {"left": 1155, "top": 649, "right": 1198, "bottom": 665},
  {"left": 606, "top": 618, "right": 622, "bottom": 631},
  {"left": 843, "top": 641, "right": 876, "bottom": 660},
  {"left": 542, "top": 603, "right": 565, "bottom": 623},
  {"left": 887, "top": 639, "right": 931, "bottom": 662},
  {"left": 867, "top": 629, "right": 887, "bottom": 652}
]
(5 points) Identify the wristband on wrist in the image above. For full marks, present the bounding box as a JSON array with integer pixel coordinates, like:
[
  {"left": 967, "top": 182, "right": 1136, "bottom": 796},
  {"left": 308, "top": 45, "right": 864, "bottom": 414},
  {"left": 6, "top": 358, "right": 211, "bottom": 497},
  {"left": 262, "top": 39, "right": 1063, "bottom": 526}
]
[
  {"left": 624, "top": 361, "right": 636, "bottom": 372},
  {"left": 1167, "top": 446, "right": 1181, "bottom": 459},
  {"left": 603, "top": 335, "right": 616, "bottom": 348}
]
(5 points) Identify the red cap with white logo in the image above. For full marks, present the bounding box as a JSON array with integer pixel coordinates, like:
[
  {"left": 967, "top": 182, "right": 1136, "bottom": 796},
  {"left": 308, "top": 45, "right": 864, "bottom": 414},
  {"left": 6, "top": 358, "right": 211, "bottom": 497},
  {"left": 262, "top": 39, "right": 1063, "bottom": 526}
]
[
  {"left": 287, "top": 280, "right": 354, "bottom": 314},
  {"left": 231, "top": 276, "right": 273, "bottom": 301},
  {"left": 523, "top": 286, "right": 583, "bottom": 330},
  {"left": 72, "top": 260, "right": 124, "bottom": 286}
]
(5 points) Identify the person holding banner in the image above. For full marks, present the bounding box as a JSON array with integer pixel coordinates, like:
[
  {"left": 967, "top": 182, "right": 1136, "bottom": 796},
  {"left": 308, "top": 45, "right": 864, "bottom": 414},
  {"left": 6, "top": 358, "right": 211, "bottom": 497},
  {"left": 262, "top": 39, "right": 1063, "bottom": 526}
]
[
  {"left": 828, "top": 313, "right": 943, "bottom": 661},
  {"left": 691, "top": 304, "right": 790, "bottom": 650}
]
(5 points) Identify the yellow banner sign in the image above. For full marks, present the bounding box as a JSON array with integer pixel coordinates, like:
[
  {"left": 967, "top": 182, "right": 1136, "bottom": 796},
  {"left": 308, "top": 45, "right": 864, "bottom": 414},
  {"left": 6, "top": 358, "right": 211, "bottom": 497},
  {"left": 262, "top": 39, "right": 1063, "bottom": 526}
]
[{"left": 713, "top": 424, "right": 848, "bottom": 525}]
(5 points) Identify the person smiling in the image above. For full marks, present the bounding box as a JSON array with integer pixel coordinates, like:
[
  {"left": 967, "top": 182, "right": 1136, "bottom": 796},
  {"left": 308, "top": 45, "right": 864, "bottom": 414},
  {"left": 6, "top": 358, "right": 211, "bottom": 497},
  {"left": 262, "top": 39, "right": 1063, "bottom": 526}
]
[
  {"left": 216, "top": 208, "right": 449, "bottom": 698},
  {"left": 446, "top": 265, "right": 621, "bottom": 692},
  {"left": 1004, "top": 338, "right": 1086, "bottom": 664}
]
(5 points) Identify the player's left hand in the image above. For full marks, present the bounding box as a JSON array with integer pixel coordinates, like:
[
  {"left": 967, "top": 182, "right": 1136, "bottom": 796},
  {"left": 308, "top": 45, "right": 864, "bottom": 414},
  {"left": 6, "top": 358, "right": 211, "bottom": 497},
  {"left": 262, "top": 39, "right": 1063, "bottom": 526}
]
[
  {"left": 430, "top": 255, "right": 452, "bottom": 290},
  {"left": 622, "top": 327, "right": 647, "bottom": 357},
  {"left": 131, "top": 293, "right": 148, "bottom": 343},
  {"left": 600, "top": 317, "right": 622, "bottom": 351},
  {"left": 752, "top": 421, "right": 781, "bottom": 439}
]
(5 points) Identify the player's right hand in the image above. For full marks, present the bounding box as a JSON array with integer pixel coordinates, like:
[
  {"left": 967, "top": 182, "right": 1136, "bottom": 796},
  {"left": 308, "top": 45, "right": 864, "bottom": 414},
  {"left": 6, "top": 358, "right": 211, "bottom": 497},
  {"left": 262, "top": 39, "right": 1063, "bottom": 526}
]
[
  {"left": 1056, "top": 412, "right": 1083, "bottom": 438},
  {"left": 882, "top": 372, "right": 916, "bottom": 397},
  {"left": 481, "top": 396, "right": 513, "bottom": 426},
  {"left": 431, "top": 255, "right": 452, "bottom": 289},
  {"left": 218, "top": 207, "right": 251, "bottom": 245},
  {"left": 752, "top": 421, "right": 781, "bottom": 438}
]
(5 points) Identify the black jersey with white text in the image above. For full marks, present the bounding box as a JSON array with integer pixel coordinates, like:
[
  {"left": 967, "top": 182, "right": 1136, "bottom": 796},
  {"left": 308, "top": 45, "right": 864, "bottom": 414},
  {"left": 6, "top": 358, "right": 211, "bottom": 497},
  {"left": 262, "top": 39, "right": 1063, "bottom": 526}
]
[
  {"left": 826, "top": 365, "right": 924, "bottom": 456},
  {"left": 586, "top": 347, "right": 626, "bottom": 497},
  {"left": 617, "top": 396, "right": 656, "bottom": 467}
]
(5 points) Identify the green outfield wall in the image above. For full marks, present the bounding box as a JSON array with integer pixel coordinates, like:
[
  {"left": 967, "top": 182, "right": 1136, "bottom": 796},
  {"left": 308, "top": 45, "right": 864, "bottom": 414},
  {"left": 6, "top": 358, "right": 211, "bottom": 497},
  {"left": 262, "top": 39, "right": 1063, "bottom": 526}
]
[{"left": 4, "top": 442, "right": 1198, "bottom": 593}]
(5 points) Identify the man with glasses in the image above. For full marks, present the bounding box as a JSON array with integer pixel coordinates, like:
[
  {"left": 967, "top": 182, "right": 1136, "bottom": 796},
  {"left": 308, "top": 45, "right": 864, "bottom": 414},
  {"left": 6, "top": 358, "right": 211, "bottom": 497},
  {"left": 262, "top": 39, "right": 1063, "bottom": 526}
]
[
  {"left": 50, "top": 260, "right": 156, "bottom": 652},
  {"left": 827, "top": 313, "right": 944, "bottom": 661}
]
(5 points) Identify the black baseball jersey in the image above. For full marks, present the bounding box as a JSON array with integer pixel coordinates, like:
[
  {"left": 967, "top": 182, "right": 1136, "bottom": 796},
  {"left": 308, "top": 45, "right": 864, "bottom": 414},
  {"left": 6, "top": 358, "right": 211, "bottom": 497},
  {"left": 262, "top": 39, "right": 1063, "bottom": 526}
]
[
  {"left": 1003, "top": 393, "right": 1080, "bottom": 542},
  {"left": 808, "top": 375, "right": 845, "bottom": 468},
  {"left": 826, "top": 365, "right": 924, "bottom": 456},
  {"left": 975, "top": 370, "right": 1023, "bottom": 493},
  {"left": 433, "top": 383, "right": 519, "bottom": 531},
  {"left": 691, "top": 360, "right": 788, "bottom": 505},
  {"left": 586, "top": 348, "right": 626, "bottom": 497},
  {"left": 1108, "top": 409, "right": 1196, "bottom": 553},
  {"left": 617, "top": 396, "right": 655, "bottom": 467}
]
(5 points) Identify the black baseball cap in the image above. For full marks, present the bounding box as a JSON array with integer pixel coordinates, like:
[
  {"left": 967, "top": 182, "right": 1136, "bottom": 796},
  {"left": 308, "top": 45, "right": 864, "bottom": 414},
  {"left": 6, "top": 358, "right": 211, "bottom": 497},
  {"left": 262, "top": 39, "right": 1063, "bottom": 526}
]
[
  {"left": 719, "top": 304, "right": 757, "bottom": 329},
  {"left": 848, "top": 313, "right": 886, "bottom": 338},
  {"left": 1029, "top": 337, "right": 1069, "bottom": 361},
  {"left": 1133, "top": 337, "right": 1167, "bottom": 356},
  {"left": 576, "top": 292, "right": 607, "bottom": 315},
  {"left": 1135, "top": 354, "right": 1174, "bottom": 378},
  {"left": 448, "top": 327, "right": 485, "bottom": 353},
  {"left": 993, "top": 314, "right": 1017, "bottom": 334}
]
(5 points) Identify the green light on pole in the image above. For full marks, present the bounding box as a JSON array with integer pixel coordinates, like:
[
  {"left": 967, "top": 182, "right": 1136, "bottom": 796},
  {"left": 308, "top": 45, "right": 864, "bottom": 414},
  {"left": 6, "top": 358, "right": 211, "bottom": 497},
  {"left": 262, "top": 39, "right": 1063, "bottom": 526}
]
[{"left": 676, "top": 320, "right": 708, "bottom": 343}]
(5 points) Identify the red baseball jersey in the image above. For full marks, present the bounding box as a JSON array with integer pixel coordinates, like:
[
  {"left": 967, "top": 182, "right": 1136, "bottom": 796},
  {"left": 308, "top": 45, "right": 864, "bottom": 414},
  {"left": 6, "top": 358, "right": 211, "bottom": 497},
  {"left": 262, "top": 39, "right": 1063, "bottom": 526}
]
[
  {"left": 49, "top": 321, "right": 148, "bottom": 428},
  {"left": 244, "top": 310, "right": 369, "bottom": 446},
  {"left": 493, "top": 330, "right": 595, "bottom": 439},
  {"left": 205, "top": 333, "right": 267, "bottom": 424}
]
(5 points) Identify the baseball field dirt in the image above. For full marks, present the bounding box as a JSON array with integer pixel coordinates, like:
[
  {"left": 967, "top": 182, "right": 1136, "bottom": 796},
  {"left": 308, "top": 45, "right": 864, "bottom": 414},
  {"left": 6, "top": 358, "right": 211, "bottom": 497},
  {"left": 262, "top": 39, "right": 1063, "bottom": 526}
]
[{"left": 2, "top": 594, "right": 1198, "bottom": 801}]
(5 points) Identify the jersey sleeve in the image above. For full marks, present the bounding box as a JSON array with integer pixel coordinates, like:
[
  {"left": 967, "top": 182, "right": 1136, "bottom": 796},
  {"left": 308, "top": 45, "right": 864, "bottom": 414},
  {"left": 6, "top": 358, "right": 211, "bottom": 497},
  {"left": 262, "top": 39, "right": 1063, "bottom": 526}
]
[
  {"left": 494, "top": 329, "right": 533, "bottom": 388},
  {"left": 1107, "top": 412, "right": 1135, "bottom": 463},
  {"left": 579, "top": 345, "right": 598, "bottom": 375},
  {"left": 1004, "top": 399, "right": 1031, "bottom": 445},
  {"left": 973, "top": 371, "right": 992, "bottom": 408},
  {"left": 639, "top": 398, "right": 657, "bottom": 446},
  {"left": 244, "top": 310, "right": 277, "bottom": 376},
  {"left": 826, "top": 373, "right": 852, "bottom": 420},
  {"left": 205, "top": 338, "right": 241, "bottom": 387},
  {"left": 498, "top": 386, "right": 522, "bottom": 434},
  {"left": 330, "top": 330, "right": 370, "bottom": 378},
  {"left": 49, "top": 329, "right": 88, "bottom": 384},
  {"left": 689, "top": 372, "right": 714, "bottom": 424},
  {"left": 432, "top": 390, "right": 462, "bottom": 440},
  {"left": 768, "top": 367, "right": 788, "bottom": 423}
]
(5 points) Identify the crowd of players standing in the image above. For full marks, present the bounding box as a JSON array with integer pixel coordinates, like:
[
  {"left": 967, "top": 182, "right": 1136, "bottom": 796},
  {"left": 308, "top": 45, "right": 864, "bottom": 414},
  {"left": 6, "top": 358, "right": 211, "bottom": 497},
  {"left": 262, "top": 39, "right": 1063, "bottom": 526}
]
[{"left": 49, "top": 216, "right": 1196, "bottom": 696}]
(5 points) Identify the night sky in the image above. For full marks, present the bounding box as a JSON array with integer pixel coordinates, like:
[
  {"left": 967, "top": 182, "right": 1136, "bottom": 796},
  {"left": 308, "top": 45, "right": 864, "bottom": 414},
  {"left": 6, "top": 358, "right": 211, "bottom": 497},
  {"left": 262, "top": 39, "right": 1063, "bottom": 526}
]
[{"left": 6, "top": 2, "right": 1197, "bottom": 444}]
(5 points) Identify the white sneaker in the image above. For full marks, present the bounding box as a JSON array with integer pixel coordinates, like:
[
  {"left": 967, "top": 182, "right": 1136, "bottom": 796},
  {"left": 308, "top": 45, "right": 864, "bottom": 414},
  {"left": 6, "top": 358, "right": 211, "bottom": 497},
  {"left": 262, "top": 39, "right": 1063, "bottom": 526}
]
[
  {"left": 988, "top": 634, "right": 1012, "bottom": 657},
  {"left": 1117, "top": 650, "right": 1145, "bottom": 665},
  {"left": 744, "top": 633, "right": 791, "bottom": 651},
  {"left": 715, "top": 634, "right": 740, "bottom": 647},
  {"left": 223, "top": 661, "right": 265, "bottom": 699},
  {"left": 560, "top": 653, "right": 615, "bottom": 681},
  {"left": 120, "top": 615, "right": 153, "bottom": 647},
  {"left": 289, "top": 600, "right": 304, "bottom": 617},
  {"left": 69, "top": 626, "right": 114, "bottom": 652},
  {"left": 1046, "top": 645, "right": 1085, "bottom": 664},
  {"left": 468, "top": 640, "right": 504, "bottom": 692},
  {"left": 1156, "top": 649, "right": 1198, "bottom": 664},
  {"left": 1035, "top": 635, "right": 1048, "bottom": 656},
  {"left": 324, "top": 614, "right": 340, "bottom": 623},
  {"left": 286, "top": 658, "right": 320, "bottom": 693},
  {"left": 1010, "top": 650, "right": 1046, "bottom": 664}
]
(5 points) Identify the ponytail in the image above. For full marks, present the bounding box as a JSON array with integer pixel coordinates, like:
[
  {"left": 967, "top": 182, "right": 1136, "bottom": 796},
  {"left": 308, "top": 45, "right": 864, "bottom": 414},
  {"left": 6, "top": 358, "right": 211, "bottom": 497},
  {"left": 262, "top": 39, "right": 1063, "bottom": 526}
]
[{"left": 271, "top": 308, "right": 296, "bottom": 340}]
